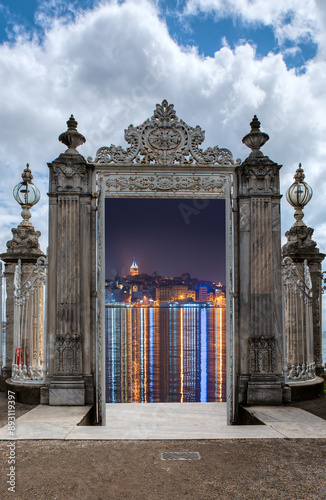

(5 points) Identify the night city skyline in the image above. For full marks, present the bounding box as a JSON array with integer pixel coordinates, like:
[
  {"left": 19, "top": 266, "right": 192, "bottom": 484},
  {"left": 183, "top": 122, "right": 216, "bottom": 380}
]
[{"left": 105, "top": 198, "right": 225, "bottom": 284}]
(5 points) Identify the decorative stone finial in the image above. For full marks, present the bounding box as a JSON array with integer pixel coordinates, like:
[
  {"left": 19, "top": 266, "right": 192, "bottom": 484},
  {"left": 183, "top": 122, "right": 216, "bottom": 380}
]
[
  {"left": 21, "top": 163, "right": 33, "bottom": 183},
  {"left": 13, "top": 164, "right": 40, "bottom": 227},
  {"left": 67, "top": 114, "right": 78, "bottom": 130},
  {"left": 58, "top": 114, "right": 86, "bottom": 153},
  {"left": 286, "top": 163, "right": 313, "bottom": 227},
  {"left": 242, "top": 115, "right": 269, "bottom": 157},
  {"left": 293, "top": 162, "right": 305, "bottom": 183}
]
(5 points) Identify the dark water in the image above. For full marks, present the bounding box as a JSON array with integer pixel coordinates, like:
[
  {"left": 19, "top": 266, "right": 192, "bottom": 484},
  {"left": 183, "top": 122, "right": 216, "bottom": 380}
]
[{"left": 105, "top": 306, "right": 226, "bottom": 403}]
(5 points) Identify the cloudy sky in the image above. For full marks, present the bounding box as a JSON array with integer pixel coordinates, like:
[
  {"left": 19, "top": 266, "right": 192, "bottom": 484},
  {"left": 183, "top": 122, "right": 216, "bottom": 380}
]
[{"left": 0, "top": 1, "right": 325, "bottom": 313}]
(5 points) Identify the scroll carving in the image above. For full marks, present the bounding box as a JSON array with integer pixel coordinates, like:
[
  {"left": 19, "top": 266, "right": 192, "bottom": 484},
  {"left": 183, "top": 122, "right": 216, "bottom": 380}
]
[
  {"left": 7, "top": 226, "right": 42, "bottom": 255},
  {"left": 52, "top": 163, "right": 87, "bottom": 192},
  {"left": 89, "top": 100, "right": 240, "bottom": 166},
  {"left": 105, "top": 174, "right": 225, "bottom": 194},
  {"left": 241, "top": 165, "right": 278, "bottom": 195}
]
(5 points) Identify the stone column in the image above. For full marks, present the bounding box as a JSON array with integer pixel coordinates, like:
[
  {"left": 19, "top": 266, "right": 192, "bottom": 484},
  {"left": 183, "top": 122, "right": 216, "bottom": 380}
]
[
  {"left": 0, "top": 166, "right": 44, "bottom": 389},
  {"left": 236, "top": 116, "right": 284, "bottom": 405},
  {"left": 47, "top": 116, "right": 96, "bottom": 405},
  {"left": 282, "top": 164, "right": 325, "bottom": 375}
]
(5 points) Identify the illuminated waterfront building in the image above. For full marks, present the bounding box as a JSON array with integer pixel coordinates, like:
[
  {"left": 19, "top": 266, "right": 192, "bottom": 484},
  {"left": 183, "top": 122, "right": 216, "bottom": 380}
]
[
  {"left": 198, "top": 286, "right": 214, "bottom": 302},
  {"left": 156, "top": 285, "right": 196, "bottom": 302},
  {"left": 214, "top": 290, "right": 226, "bottom": 307},
  {"left": 130, "top": 258, "right": 139, "bottom": 276},
  {"left": 108, "top": 266, "right": 225, "bottom": 304}
]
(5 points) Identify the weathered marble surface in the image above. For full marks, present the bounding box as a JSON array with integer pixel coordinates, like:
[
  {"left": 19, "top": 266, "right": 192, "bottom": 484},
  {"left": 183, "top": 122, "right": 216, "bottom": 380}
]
[
  {"left": 0, "top": 405, "right": 91, "bottom": 440},
  {"left": 49, "top": 388, "right": 85, "bottom": 406},
  {"left": 236, "top": 120, "right": 284, "bottom": 406},
  {"left": 66, "top": 403, "right": 283, "bottom": 440},
  {"left": 47, "top": 117, "right": 96, "bottom": 405},
  {"left": 247, "top": 406, "right": 326, "bottom": 438},
  {"left": 0, "top": 403, "right": 323, "bottom": 440}
]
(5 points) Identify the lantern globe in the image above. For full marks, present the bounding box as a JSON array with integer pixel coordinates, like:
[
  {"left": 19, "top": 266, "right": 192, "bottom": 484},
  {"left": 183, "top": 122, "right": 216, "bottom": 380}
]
[
  {"left": 286, "top": 163, "right": 313, "bottom": 227},
  {"left": 286, "top": 181, "right": 313, "bottom": 209},
  {"left": 13, "top": 181, "right": 40, "bottom": 208}
]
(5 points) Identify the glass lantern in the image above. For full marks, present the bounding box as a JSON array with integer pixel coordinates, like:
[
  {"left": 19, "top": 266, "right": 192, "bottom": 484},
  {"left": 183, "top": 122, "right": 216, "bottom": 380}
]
[
  {"left": 286, "top": 163, "right": 312, "bottom": 226},
  {"left": 13, "top": 181, "right": 40, "bottom": 207},
  {"left": 13, "top": 164, "right": 40, "bottom": 225}
]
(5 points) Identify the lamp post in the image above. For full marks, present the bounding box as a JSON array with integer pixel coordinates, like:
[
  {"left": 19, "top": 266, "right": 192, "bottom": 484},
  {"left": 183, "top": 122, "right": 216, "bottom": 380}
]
[{"left": 282, "top": 162, "right": 326, "bottom": 377}]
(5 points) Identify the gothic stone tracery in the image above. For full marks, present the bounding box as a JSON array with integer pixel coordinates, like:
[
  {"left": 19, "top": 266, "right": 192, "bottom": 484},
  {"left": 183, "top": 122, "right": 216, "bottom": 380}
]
[{"left": 249, "top": 337, "right": 276, "bottom": 374}]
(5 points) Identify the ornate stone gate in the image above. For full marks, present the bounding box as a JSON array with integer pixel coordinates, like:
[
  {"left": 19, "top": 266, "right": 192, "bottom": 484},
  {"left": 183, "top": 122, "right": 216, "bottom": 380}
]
[{"left": 45, "top": 101, "right": 285, "bottom": 425}]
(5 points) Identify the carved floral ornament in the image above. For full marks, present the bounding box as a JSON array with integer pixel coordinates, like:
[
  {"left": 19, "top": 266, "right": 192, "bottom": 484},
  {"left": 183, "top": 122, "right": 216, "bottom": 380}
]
[
  {"left": 105, "top": 174, "right": 226, "bottom": 193},
  {"left": 88, "top": 100, "right": 241, "bottom": 166}
]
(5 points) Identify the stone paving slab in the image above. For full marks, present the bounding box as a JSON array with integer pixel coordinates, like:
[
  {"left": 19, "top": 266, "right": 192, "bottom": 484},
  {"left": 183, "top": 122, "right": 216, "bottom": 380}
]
[
  {"left": 0, "top": 405, "right": 91, "bottom": 440},
  {"left": 66, "top": 423, "right": 283, "bottom": 440},
  {"left": 0, "top": 403, "right": 324, "bottom": 440},
  {"left": 66, "top": 403, "right": 284, "bottom": 440},
  {"left": 0, "top": 422, "right": 76, "bottom": 440},
  {"left": 16, "top": 405, "right": 92, "bottom": 423},
  {"left": 246, "top": 406, "right": 326, "bottom": 438}
]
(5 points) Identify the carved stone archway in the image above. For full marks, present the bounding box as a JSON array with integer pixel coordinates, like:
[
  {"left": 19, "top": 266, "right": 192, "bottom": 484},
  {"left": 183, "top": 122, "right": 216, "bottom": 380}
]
[
  {"left": 91, "top": 100, "right": 238, "bottom": 424},
  {"left": 46, "top": 101, "right": 285, "bottom": 426}
]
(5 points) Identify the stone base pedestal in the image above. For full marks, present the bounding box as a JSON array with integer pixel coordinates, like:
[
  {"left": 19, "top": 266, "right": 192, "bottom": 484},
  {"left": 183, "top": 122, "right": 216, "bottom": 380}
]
[
  {"left": 5, "top": 379, "right": 44, "bottom": 405},
  {"left": 49, "top": 376, "right": 85, "bottom": 406},
  {"left": 247, "top": 375, "right": 283, "bottom": 405},
  {"left": 287, "top": 376, "right": 324, "bottom": 401}
]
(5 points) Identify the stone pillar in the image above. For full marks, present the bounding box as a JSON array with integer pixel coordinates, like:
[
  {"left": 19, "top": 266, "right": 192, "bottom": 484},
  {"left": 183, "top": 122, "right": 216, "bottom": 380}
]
[
  {"left": 236, "top": 116, "right": 284, "bottom": 405},
  {"left": 282, "top": 164, "right": 325, "bottom": 375},
  {"left": 0, "top": 167, "right": 44, "bottom": 388},
  {"left": 47, "top": 115, "right": 96, "bottom": 405}
]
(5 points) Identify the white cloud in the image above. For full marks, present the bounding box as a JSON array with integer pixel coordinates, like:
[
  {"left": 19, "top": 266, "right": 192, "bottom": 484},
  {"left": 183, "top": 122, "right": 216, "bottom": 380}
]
[
  {"left": 0, "top": 0, "right": 325, "bottom": 295},
  {"left": 184, "top": 0, "right": 322, "bottom": 48}
]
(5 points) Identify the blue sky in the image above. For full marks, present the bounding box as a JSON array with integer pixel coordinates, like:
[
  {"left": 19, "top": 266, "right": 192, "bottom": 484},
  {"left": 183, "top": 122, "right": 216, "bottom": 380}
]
[
  {"left": 162, "top": 1, "right": 317, "bottom": 69},
  {"left": 0, "top": 0, "right": 325, "bottom": 326},
  {"left": 0, "top": 0, "right": 318, "bottom": 68}
]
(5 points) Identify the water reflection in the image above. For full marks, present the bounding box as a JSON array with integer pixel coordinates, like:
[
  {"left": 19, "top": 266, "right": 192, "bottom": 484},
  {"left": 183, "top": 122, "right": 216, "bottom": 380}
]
[{"left": 105, "top": 306, "right": 226, "bottom": 403}]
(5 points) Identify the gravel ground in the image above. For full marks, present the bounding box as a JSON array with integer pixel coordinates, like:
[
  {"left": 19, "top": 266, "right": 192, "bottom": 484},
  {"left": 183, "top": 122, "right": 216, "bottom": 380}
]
[
  {"left": 0, "top": 391, "right": 326, "bottom": 500},
  {"left": 0, "top": 438, "right": 326, "bottom": 500}
]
